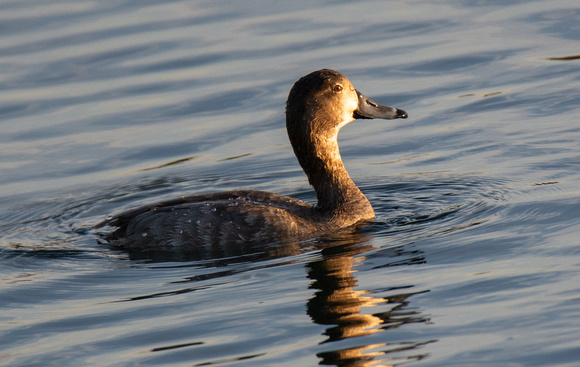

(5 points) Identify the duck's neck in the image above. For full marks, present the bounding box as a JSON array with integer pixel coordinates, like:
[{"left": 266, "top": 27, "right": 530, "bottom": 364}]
[{"left": 293, "top": 128, "right": 374, "bottom": 222}]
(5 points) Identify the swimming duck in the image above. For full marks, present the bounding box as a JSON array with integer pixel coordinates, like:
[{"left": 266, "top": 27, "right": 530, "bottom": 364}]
[{"left": 98, "top": 69, "right": 407, "bottom": 252}]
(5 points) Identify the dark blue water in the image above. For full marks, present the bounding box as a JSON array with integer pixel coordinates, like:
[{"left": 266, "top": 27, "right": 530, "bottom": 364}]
[{"left": 1, "top": 0, "right": 579, "bottom": 366}]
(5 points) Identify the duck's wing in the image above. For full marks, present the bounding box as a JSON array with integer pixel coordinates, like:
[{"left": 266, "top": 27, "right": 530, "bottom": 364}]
[{"left": 96, "top": 189, "right": 312, "bottom": 229}]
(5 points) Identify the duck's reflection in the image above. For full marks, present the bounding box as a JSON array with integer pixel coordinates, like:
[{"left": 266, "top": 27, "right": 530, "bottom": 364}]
[
  {"left": 115, "top": 230, "right": 434, "bottom": 366},
  {"left": 306, "top": 235, "right": 434, "bottom": 366}
]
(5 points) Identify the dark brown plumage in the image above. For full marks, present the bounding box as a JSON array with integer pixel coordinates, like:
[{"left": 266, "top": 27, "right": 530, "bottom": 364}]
[{"left": 98, "top": 69, "right": 407, "bottom": 255}]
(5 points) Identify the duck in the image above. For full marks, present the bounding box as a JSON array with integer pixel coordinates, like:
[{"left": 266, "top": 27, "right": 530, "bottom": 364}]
[{"left": 98, "top": 69, "right": 407, "bottom": 253}]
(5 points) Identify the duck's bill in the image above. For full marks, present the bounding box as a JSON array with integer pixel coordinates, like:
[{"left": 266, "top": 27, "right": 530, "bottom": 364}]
[{"left": 354, "top": 90, "right": 408, "bottom": 120}]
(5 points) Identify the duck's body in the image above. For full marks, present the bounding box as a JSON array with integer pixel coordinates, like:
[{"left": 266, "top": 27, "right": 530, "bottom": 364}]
[{"left": 99, "top": 69, "right": 407, "bottom": 251}]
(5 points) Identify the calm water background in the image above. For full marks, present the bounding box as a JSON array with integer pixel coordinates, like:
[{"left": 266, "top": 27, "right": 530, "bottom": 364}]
[{"left": 1, "top": 0, "right": 579, "bottom": 366}]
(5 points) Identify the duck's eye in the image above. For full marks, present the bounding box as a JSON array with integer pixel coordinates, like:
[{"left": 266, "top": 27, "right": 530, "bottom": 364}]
[{"left": 333, "top": 84, "right": 343, "bottom": 93}]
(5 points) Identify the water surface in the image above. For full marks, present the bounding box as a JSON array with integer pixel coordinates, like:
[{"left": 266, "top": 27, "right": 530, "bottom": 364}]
[{"left": 1, "top": 0, "right": 580, "bottom": 366}]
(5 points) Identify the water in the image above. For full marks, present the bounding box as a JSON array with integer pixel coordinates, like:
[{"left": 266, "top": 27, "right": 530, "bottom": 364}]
[{"left": 1, "top": 0, "right": 579, "bottom": 365}]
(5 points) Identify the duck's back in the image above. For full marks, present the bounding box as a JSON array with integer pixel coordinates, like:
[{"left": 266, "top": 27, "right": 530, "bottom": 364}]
[{"left": 100, "top": 190, "right": 326, "bottom": 251}]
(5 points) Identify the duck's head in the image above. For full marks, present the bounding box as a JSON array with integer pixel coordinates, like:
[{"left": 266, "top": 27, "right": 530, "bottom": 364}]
[{"left": 286, "top": 69, "right": 407, "bottom": 145}]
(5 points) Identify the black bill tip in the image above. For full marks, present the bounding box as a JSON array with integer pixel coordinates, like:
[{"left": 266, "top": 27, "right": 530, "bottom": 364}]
[{"left": 395, "top": 109, "right": 408, "bottom": 119}]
